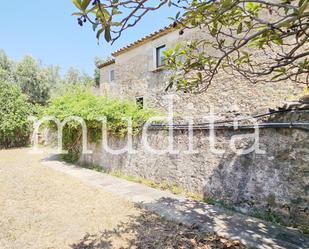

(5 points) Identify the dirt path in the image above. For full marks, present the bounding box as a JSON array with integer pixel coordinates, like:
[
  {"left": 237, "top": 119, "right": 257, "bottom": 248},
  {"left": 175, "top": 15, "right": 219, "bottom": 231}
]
[{"left": 0, "top": 148, "right": 244, "bottom": 249}]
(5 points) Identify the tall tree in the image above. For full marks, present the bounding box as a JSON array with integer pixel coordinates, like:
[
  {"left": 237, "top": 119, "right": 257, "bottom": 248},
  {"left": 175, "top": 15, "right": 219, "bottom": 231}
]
[
  {"left": 0, "top": 49, "right": 13, "bottom": 82},
  {"left": 94, "top": 56, "right": 103, "bottom": 87},
  {"left": 15, "top": 55, "right": 51, "bottom": 104},
  {"left": 73, "top": 0, "right": 309, "bottom": 92},
  {"left": 64, "top": 66, "right": 94, "bottom": 86},
  {"left": 0, "top": 79, "right": 34, "bottom": 148}
]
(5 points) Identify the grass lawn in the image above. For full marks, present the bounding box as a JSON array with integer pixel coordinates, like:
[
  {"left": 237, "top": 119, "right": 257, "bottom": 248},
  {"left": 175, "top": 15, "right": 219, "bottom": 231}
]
[{"left": 0, "top": 148, "right": 244, "bottom": 249}]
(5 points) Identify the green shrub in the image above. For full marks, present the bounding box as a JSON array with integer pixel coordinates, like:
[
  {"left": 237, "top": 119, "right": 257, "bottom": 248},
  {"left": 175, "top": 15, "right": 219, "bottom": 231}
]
[
  {"left": 43, "top": 87, "right": 156, "bottom": 157},
  {"left": 0, "top": 80, "right": 34, "bottom": 148}
]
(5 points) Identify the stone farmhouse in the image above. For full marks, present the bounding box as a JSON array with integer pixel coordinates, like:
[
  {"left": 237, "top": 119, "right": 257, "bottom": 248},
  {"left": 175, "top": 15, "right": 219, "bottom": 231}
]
[
  {"left": 97, "top": 23, "right": 302, "bottom": 118},
  {"left": 92, "top": 24, "right": 309, "bottom": 229}
]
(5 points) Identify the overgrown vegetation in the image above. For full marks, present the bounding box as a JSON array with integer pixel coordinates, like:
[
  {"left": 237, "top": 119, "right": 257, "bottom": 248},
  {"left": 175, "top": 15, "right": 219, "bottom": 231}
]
[
  {"left": 14, "top": 55, "right": 53, "bottom": 104},
  {"left": 0, "top": 48, "right": 100, "bottom": 148},
  {"left": 0, "top": 80, "right": 34, "bottom": 148},
  {"left": 250, "top": 208, "right": 284, "bottom": 225},
  {"left": 0, "top": 49, "right": 155, "bottom": 151},
  {"left": 44, "top": 87, "right": 155, "bottom": 159},
  {"left": 0, "top": 49, "right": 97, "bottom": 105}
]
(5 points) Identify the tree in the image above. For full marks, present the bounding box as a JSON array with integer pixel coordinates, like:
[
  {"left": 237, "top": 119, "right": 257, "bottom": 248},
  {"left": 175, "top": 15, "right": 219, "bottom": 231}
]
[
  {"left": 50, "top": 67, "right": 95, "bottom": 96},
  {"left": 45, "top": 64, "right": 62, "bottom": 89},
  {"left": 64, "top": 67, "right": 94, "bottom": 86},
  {"left": 15, "top": 55, "right": 51, "bottom": 104},
  {"left": 72, "top": 0, "right": 309, "bottom": 92},
  {"left": 0, "top": 49, "right": 95, "bottom": 102},
  {"left": 94, "top": 56, "right": 103, "bottom": 87},
  {"left": 0, "top": 49, "right": 13, "bottom": 82},
  {"left": 64, "top": 67, "right": 82, "bottom": 85},
  {"left": 0, "top": 80, "right": 34, "bottom": 148}
]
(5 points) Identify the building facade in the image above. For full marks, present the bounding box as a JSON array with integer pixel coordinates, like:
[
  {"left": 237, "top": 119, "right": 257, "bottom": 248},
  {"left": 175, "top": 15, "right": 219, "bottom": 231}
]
[
  {"left": 98, "top": 24, "right": 302, "bottom": 119},
  {"left": 94, "top": 24, "right": 309, "bottom": 230}
]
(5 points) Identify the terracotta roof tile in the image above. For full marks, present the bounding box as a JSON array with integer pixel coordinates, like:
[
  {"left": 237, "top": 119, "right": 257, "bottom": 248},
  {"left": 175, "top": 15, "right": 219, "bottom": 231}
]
[
  {"left": 97, "top": 58, "right": 115, "bottom": 68},
  {"left": 112, "top": 23, "right": 177, "bottom": 56},
  {"left": 97, "top": 21, "right": 181, "bottom": 68}
]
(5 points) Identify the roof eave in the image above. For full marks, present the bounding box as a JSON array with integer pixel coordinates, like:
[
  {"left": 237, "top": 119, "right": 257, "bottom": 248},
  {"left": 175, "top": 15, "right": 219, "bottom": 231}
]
[
  {"left": 97, "top": 59, "right": 115, "bottom": 69},
  {"left": 111, "top": 24, "right": 178, "bottom": 57}
]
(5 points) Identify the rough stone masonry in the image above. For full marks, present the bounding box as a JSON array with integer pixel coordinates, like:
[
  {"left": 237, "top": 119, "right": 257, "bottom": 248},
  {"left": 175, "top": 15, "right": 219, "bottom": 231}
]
[
  {"left": 81, "top": 102, "right": 309, "bottom": 231},
  {"left": 91, "top": 21, "right": 309, "bottom": 230}
]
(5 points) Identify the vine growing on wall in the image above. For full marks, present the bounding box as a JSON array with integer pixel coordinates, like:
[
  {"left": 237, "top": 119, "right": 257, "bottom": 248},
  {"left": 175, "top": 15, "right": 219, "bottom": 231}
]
[{"left": 43, "top": 87, "right": 156, "bottom": 161}]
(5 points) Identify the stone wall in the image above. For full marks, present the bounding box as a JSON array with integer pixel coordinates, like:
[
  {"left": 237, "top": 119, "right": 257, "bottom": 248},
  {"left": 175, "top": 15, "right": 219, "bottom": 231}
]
[
  {"left": 96, "top": 26, "right": 308, "bottom": 228},
  {"left": 81, "top": 105, "right": 309, "bottom": 230},
  {"left": 99, "top": 28, "right": 303, "bottom": 118}
]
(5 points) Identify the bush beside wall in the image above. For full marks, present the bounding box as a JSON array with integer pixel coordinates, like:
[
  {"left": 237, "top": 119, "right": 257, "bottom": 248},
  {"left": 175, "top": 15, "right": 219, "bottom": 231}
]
[
  {"left": 43, "top": 87, "right": 155, "bottom": 158},
  {"left": 0, "top": 80, "right": 34, "bottom": 148}
]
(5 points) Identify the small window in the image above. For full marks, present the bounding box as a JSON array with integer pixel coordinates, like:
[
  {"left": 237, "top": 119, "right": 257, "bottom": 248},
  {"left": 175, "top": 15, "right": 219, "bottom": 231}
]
[
  {"left": 109, "top": 70, "right": 115, "bottom": 82},
  {"left": 136, "top": 97, "right": 144, "bottom": 109},
  {"left": 156, "top": 45, "right": 166, "bottom": 68}
]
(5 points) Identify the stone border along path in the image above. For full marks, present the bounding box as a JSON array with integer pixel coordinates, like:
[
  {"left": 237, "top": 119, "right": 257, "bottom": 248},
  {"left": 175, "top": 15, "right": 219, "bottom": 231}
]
[{"left": 42, "top": 157, "right": 309, "bottom": 249}]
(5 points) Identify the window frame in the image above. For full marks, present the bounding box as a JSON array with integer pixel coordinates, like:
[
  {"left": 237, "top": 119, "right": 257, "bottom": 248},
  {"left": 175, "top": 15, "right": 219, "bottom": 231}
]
[
  {"left": 156, "top": 45, "right": 166, "bottom": 68},
  {"left": 109, "top": 69, "right": 115, "bottom": 82}
]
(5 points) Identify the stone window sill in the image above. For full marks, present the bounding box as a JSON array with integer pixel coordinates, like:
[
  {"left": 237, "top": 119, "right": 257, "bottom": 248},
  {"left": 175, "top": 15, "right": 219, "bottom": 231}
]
[{"left": 151, "top": 66, "right": 166, "bottom": 72}]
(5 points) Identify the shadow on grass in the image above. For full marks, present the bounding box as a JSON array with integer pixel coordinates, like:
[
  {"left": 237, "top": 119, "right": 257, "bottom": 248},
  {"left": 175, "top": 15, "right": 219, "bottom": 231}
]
[
  {"left": 142, "top": 197, "right": 309, "bottom": 249},
  {"left": 71, "top": 197, "right": 309, "bottom": 249},
  {"left": 43, "top": 153, "right": 309, "bottom": 249},
  {"left": 70, "top": 204, "right": 244, "bottom": 249}
]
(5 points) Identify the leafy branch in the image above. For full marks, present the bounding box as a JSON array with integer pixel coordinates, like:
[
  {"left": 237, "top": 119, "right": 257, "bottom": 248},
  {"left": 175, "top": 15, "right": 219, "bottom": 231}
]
[{"left": 73, "top": 0, "right": 309, "bottom": 92}]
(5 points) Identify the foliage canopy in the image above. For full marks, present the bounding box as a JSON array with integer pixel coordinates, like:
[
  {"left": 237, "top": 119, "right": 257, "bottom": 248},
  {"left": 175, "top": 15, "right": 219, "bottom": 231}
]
[
  {"left": 0, "top": 80, "right": 34, "bottom": 148},
  {"left": 0, "top": 50, "right": 13, "bottom": 82},
  {"left": 15, "top": 55, "right": 52, "bottom": 104},
  {"left": 44, "top": 87, "right": 155, "bottom": 155},
  {"left": 0, "top": 49, "right": 97, "bottom": 104}
]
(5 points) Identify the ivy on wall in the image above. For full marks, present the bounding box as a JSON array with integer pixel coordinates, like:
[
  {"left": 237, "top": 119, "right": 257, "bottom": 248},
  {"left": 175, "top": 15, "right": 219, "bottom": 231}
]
[{"left": 44, "top": 87, "right": 156, "bottom": 159}]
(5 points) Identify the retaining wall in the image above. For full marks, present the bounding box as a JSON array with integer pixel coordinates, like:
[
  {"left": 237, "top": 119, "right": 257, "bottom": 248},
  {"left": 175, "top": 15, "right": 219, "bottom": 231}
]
[{"left": 80, "top": 105, "right": 309, "bottom": 230}]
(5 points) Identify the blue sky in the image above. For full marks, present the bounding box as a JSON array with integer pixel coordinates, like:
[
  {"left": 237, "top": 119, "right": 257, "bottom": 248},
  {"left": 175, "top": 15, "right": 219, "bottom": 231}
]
[{"left": 0, "top": 0, "right": 177, "bottom": 76}]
